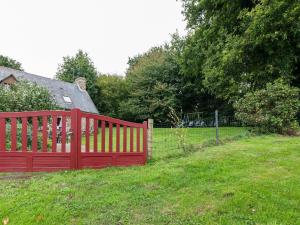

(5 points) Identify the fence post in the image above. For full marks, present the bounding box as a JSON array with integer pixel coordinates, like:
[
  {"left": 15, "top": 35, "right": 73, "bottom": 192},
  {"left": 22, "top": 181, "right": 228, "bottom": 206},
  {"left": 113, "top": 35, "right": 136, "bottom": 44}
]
[
  {"left": 215, "top": 110, "right": 219, "bottom": 145},
  {"left": 147, "top": 119, "right": 153, "bottom": 160},
  {"left": 70, "top": 108, "right": 81, "bottom": 169}
]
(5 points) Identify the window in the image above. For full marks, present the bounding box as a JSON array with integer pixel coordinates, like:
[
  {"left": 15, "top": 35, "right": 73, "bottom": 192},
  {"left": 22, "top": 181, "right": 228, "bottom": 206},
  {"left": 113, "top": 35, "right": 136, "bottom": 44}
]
[{"left": 63, "top": 96, "right": 72, "bottom": 103}]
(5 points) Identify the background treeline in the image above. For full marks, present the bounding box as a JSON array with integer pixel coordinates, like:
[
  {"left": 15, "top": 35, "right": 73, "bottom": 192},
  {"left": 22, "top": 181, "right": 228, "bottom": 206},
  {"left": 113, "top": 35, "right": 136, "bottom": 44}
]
[
  {"left": 54, "top": 46, "right": 230, "bottom": 124},
  {"left": 1, "top": 0, "right": 299, "bottom": 133}
]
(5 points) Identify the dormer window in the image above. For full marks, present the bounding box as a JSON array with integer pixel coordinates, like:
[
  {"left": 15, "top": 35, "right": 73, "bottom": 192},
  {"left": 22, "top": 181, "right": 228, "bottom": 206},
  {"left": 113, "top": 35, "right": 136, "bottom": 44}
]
[{"left": 63, "top": 96, "right": 72, "bottom": 103}]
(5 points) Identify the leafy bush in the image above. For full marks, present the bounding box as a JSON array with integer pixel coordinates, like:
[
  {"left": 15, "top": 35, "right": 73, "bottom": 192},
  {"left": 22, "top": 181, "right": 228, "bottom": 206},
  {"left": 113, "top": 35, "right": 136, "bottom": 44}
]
[
  {"left": 234, "top": 79, "right": 300, "bottom": 135},
  {"left": 0, "top": 80, "right": 58, "bottom": 112}
]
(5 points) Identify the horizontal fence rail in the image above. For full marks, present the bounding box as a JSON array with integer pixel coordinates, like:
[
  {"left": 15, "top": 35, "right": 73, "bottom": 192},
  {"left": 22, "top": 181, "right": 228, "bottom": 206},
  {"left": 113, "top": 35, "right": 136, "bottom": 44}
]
[{"left": 0, "top": 109, "right": 148, "bottom": 172}]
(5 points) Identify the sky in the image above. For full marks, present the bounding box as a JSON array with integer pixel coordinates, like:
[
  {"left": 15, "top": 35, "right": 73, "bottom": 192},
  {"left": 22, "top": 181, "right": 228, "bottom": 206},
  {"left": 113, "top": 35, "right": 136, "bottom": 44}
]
[{"left": 0, "top": 0, "right": 186, "bottom": 78}]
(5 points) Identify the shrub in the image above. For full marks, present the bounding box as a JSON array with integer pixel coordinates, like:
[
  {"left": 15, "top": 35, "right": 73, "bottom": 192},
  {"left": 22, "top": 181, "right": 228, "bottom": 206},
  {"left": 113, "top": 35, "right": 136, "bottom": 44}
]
[
  {"left": 234, "top": 79, "right": 300, "bottom": 135},
  {"left": 0, "top": 80, "right": 58, "bottom": 112}
]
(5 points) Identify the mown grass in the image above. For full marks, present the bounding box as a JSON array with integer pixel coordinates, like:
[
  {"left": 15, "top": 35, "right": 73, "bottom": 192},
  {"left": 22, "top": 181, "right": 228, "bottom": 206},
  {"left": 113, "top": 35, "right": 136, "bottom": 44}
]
[
  {"left": 0, "top": 131, "right": 300, "bottom": 224},
  {"left": 153, "top": 127, "right": 248, "bottom": 160}
]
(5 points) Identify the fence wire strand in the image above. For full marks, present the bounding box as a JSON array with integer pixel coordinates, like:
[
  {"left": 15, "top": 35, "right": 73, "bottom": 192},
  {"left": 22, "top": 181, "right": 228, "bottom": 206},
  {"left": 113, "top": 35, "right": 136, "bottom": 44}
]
[{"left": 152, "top": 112, "right": 248, "bottom": 160}]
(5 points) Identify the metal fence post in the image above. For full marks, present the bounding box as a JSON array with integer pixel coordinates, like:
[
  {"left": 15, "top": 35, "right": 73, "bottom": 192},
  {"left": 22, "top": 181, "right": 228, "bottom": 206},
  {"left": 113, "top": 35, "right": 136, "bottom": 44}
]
[
  {"left": 215, "top": 110, "right": 219, "bottom": 145},
  {"left": 147, "top": 119, "right": 153, "bottom": 160}
]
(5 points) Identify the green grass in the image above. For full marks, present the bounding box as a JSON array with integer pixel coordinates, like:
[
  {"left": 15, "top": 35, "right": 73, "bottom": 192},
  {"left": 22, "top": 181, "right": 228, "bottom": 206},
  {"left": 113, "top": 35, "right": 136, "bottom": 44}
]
[
  {"left": 153, "top": 127, "right": 248, "bottom": 160},
  {"left": 0, "top": 131, "right": 300, "bottom": 224}
]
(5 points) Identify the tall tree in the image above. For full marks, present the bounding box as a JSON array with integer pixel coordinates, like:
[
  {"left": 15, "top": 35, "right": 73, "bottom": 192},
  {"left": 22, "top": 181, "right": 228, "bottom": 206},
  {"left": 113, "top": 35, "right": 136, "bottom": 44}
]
[
  {"left": 0, "top": 55, "right": 23, "bottom": 70},
  {"left": 96, "top": 74, "right": 129, "bottom": 118},
  {"left": 56, "top": 50, "right": 99, "bottom": 107},
  {"left": 180, "top": 0, "right": 300, "bottom": 101},
  {"left": 121, "top": 47, "right": 178, "bottom": 122},
  {"left": 121, "top": 43, "right": 226, "bottom": 123}
]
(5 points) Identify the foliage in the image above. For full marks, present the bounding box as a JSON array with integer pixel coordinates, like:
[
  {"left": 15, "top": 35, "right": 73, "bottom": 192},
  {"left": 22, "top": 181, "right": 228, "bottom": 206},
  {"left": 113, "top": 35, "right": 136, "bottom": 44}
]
[
  {"left": 121, "top": 44, "right": 227, "bottom": 123},
  {"left": 0, "top": 55, "right": 23, "bottom": 70},
  {"left": 234, "top": 79, "right": 300, "bottom": 134},
  {"left": 0, "top": 135, "right": 300, "bottom": 224},
  {"left": 55, "top": 50, "right": 100, "bottom": 107},
  {"left": 180, "top": 0, "right": 300, "bottom": 101},
  {"left": 0, "top": 80, "right": 58, "bottom": 112},
  {"left": 96, "top": 74, "right": 128, "bottom": 118},
  {"left": 121, "top": 47, "right": 178, "bottom": 122}
]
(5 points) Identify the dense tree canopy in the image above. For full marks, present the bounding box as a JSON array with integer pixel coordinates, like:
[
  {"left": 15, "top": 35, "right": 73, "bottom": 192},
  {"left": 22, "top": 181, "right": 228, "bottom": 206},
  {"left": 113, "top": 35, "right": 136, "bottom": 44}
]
[
  {"left": 120, "top": 47, "right": 178, "bottom": 122},
  {"left": 118, "top": 44, "right": 228, "bottom": 123},
  {"left": 180, "top": 0, "right": 300, "bottom": 100},
  {"left": 56, "top": 50, "right": 100, "bottom": 107},
  {"left": 96, "top": 74, "right": 128, "bottom": 118},
  {"left": 0, "top": 55, "right": 23, "bottom": 70}
]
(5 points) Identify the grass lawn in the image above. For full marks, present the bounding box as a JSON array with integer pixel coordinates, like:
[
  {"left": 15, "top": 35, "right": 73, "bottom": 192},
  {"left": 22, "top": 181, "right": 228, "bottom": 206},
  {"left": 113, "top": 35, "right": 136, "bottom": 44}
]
[
  {"left": 152, "top": 127, "right": 248, "bottom": 160},
  {"left": 0, "top": 133, "right": 300, "bottom": 224}
]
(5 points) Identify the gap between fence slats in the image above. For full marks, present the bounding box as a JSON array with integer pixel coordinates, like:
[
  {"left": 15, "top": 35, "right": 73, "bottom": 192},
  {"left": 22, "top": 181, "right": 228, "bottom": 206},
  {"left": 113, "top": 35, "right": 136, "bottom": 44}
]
[
  {"left": 130, "top": 127, "right": 134, "bottom": 152},
  {"left": 116, "top": 124, "right": 120, "bottom": 152},
  {"left": 22, "top": 117, "right": 27, "bottom": 152},
  {"left": 42, "top": 116, "right": 48, "bottom": 152},
  {"left": 86, "top": 117, "right": 90, "bottom": 152},
  {"left": 137, "top": 127, "right": 140, "bottom": 152},
  {"left": 0, "top": 119, "right": 6, "bottom": 152},
  {"left": 32, "top": 117, "right": 38, "bottom": 152},
  {"left": 109, "top": 122, "right": 113, "bottom": 152},
  {"left": 62, "top": 116, "right": 66, "bottom": 153},
  {"left": 52, "top": 116, "right": 57, "bottom": 152},
  {"left": 123, "top": 125, "right": 127, "bottom": 153},
  {"left": 11, "top": 118, "right": 17, "bottom": 151}
]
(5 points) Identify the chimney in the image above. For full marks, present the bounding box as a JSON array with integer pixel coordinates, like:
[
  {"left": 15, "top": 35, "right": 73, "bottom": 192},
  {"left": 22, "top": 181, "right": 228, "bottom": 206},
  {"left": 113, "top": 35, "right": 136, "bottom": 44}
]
[{"left": 75, "top": 77, "right": 86, "bottom": 91}]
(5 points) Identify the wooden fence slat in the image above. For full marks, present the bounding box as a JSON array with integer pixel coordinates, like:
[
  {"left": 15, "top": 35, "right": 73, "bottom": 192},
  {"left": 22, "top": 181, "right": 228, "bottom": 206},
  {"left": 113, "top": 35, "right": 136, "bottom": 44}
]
[
  {"left": 42, "top": 116, "right": 48, "bottom": 152},
  {"left": 52, "top": 116, "right": 57, "bottom": 152},
  {"left": 101, "top": 120, "right": 105, "bottom": 152},
  {"left": 123, "top": 125, "right": 127, "bottom": 152},
  {"left": 86, "top": 118, "right": 90, "bottom": 152},
  {"left": 94, "top": 119, "right": 98, "bottom": 152},
  {"left": 136, "top": 127, "right": 140, "bottom": 152},
  {"left": 143, "top": 121, "right": 148, "bottom": 157},
  {"left": 32, "top": 117, "right": 38, "bottom": 152},
  {"left": 22, "top": 117, "right": 27, "bottom": 152},
  {"left": 0, "top": 118, "right": 6, "bottom": 152},
  {"left": 11, "top": 118, "right": 17, "bottom": 151},
  {"left": 116, "top": 124, "right": 120, "bottom": 152},
  {"left": 130, "top": 127, "right": 134, "bottom": 152},
  {"left": 109, "top": 122, "right": 113, "bottom": 152},
  {"left": 61, "top": 116, "right": 66, "bottom": 153}
]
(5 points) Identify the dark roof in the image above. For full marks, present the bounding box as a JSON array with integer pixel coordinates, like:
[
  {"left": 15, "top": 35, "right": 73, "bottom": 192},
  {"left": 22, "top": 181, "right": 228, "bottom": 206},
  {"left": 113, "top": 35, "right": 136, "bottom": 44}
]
[{"left": 0, "top": 66, "right": 98, "bottom": 114}]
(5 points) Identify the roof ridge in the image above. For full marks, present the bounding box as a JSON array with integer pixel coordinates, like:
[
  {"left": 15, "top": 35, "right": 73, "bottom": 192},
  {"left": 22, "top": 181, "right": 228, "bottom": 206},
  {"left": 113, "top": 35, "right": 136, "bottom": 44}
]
[{"left": 0, "top": 66, "right": 76, "bottom": 87}]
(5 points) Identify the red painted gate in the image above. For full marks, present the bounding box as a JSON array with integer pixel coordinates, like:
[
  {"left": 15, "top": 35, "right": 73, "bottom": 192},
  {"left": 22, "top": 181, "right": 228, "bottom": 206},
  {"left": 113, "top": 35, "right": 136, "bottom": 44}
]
[{"left": 0, "top": 109, "right": 148, "bottom": 172}]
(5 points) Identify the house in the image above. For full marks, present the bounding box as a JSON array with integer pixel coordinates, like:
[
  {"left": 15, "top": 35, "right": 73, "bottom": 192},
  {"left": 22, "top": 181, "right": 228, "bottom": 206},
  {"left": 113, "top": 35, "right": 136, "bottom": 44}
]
[{"left": 0, "top": 66, "right": 98, "bottom": 114}]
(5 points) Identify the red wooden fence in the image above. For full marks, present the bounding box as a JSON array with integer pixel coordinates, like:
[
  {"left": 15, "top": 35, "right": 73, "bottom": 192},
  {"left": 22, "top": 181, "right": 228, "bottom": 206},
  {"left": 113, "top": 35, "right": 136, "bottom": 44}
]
[{"left": 0, "top": 109, "right": 148, "bottom": 172}]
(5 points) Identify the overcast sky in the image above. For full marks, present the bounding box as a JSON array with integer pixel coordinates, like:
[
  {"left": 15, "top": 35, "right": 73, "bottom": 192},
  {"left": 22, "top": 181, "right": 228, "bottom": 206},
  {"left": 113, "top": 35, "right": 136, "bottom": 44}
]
[{"left": 0, "top": 0, "right": 186, "bottom": 78}]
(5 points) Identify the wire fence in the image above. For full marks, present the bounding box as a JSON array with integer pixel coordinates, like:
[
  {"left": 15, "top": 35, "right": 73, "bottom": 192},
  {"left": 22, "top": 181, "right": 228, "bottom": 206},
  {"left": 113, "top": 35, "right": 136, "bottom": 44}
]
[{"left": 152, "top": 111, "right": 249, "bottom": 160}]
